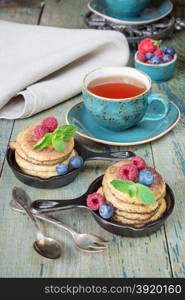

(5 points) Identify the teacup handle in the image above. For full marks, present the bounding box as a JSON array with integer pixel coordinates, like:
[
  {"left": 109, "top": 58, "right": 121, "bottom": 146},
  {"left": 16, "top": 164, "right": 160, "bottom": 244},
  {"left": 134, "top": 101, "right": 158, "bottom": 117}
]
[{"left": 144, "top": 93, "right": 170, "bottom": 121}]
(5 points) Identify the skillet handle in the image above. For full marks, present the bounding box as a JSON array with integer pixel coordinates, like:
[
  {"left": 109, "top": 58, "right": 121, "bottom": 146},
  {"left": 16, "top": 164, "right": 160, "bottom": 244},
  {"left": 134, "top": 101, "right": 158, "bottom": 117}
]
[
  {"left": 75, "top": 140, "right": 135, "bottom": 162},
  {"left": 31, "top": 195, "right": 87, "bottom": 214},
  {"left": 83, "top": 149, "right": 135, "bottom": 161}
]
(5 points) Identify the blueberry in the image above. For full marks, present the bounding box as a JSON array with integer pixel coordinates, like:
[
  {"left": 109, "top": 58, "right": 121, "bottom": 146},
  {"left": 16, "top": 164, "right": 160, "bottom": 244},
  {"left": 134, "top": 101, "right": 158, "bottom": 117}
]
[
  {"left": 69, "top": 156, "right": 84, "bottom": 169},
  {"left": 138, "top": 169, "right": 154, "bottom": 186},
  {"left": 56, "top": 164, "right": 68, "bottom": 175},
  {"left": 162, "top": 54, "right": 172, "bottom": 63},
  {"left": 145, "top": 52, "right": 154, "bottom": 60},
  {"left": 160, "top": 46, "right": 167, "bottom": 53},
  {"left": 99, "top": 204, "right": 114, "bottom": 219},
  {"left": 150, "top": 56, "right": 161, "bottom": 64},
  {"left": 165, "top": 47, "right": 175, "bottom": 56}
]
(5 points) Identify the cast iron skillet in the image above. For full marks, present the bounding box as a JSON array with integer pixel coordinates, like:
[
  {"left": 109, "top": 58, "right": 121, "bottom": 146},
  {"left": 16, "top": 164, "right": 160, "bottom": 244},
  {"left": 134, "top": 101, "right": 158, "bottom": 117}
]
[
  {"left": 6, "top": 140, "right": 135, "bottom": 189},
  {"left": 31, "top": 175, "right": 175, "bottom": 237}
]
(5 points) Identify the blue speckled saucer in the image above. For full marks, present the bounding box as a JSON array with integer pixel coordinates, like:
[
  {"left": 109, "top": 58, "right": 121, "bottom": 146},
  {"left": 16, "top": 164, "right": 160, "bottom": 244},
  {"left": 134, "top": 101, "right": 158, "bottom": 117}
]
[
  {"left": 66, "top": 101, "right": 180, "bottom": 146},
  {"left": 88, "top": 0, "right": 173, "bottom": 25}
]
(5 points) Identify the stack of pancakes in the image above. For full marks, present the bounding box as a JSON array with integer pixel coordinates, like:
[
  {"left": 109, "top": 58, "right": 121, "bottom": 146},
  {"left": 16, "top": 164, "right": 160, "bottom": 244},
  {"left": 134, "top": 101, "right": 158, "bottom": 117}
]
[
  {"left": 98, "top": 161, "right": 167, "bottom": 227},
  {"left": 10, "top": 124, "right": 76, "bottom": 179}
]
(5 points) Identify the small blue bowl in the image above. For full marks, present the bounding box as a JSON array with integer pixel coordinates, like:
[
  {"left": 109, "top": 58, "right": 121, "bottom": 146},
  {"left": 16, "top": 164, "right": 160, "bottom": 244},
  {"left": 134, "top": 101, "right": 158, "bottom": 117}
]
[{"left": 134, "top": 52, "right": 177, "bottom": 81}]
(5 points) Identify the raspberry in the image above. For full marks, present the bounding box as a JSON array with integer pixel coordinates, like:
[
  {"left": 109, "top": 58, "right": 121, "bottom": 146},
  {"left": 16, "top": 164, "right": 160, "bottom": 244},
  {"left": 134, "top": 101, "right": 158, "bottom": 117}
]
[
  {"left": 34, "top": 125, "right": 49, "bottom": 140},
  {"left": 154, "top": 49, "right": 164, "bottom": 59},
  {"left": 146, "top": 60, "right": 151, "bottom": 64},
  {"left": 131, "top": 156, "right": 146, "bottom": 171},
  {"left": 86, "top": 193, "right": 106, "bottom": 211},
  {"left": 137, "top": 52, "right": 146, "bottom": 62},
  {"left": 138, "top": 38, "right": 157, "bottom": 54},
  {"left": 119, "top": 164, "right": 138, "bottom": 182},
  {"left": 42, "top": 117, "right": 58, "bottom": 132}
]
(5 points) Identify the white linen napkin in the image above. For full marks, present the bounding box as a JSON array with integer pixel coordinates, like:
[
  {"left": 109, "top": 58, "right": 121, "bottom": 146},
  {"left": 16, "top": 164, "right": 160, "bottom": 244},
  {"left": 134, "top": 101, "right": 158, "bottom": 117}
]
[{"left": 0, "top": 20, "right": 129, "bottom": 119}]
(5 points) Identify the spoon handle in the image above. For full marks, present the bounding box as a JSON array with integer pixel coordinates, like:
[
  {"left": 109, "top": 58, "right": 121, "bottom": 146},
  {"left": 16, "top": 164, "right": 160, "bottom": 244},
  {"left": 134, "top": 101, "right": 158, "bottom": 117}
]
[
  {"left": 35, "top": 214, "right": 80, "bottom": 237},
  {"left": 12, "top": 187, "right": 41, "bottom": 232},
  {"left": 31, "top": 195, "right": 87, "bottom": 214}
]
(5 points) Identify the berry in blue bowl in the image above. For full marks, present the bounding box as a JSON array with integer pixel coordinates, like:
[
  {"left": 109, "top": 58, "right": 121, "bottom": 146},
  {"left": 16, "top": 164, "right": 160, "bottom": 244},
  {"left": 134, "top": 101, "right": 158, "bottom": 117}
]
[{"left": 135, "top": 38, "right": 177, "bottom": 81}]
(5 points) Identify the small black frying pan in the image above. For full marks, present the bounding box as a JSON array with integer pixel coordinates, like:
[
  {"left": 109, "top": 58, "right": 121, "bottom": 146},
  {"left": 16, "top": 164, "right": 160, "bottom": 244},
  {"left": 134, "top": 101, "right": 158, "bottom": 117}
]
[
  {"left": 6, "top": 140, "right": 135, "bottom": 189},
  {"left": 31, "top": 175, "right": 175, "bottom": 237}
]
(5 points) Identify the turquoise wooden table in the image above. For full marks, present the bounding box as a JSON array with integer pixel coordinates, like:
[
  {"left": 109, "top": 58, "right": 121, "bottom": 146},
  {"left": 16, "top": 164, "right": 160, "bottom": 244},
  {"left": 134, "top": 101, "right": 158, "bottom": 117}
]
[{"left": 0, "top": 0, "right": 185, "bottom": 278}]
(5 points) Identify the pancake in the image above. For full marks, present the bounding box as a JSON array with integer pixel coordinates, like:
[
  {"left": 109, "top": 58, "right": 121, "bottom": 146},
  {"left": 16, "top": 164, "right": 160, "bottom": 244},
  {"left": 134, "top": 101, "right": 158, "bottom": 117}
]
[
  {"left": 102, "top": 177, "right": 161, "bottom": 214},
  {"left": 15, "top": 124, "right": 74, "bottom": 162},
  {"left": 15, "top": 149, "right": 77, "bottom": 179},
  {"left": 10, "top": 141, "right": 71, "bottom": 166},
  {"left": 104, "top": 161, "right": 166, "bottom": 206},
  {"left": 20, "top": 167, "right": 57, "bottom": 179},
  {"left": 112, "top": 198, "right": 167, "bottom": 228},
  {"left": 96, "top": 160, "right": 167, "bottom": 227},
  {"left": 97, "top": 186, "right": 160, "bottom": 221},
  {"left": 114, "top": 207, "right": 158, "bottom": 221},
  {"left": 10, "top": 122, "right": 76, "bottom": 179}
]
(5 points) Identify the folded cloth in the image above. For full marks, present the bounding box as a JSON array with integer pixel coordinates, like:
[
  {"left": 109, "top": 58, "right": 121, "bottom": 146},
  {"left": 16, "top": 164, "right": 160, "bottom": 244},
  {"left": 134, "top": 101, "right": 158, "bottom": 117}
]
[{"left": 0, "top": 20, "right": 129, "bottom": 119}]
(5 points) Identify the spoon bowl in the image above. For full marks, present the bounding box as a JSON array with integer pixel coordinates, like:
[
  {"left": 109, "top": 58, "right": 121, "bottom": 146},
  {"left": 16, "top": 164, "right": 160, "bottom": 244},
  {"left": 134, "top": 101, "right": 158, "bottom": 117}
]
[
  {"left": 33, "top": 237, "right": 62, "bottom": 259},
  {"left": 12, "top": 187, "right": 63, "bottom": 259}
]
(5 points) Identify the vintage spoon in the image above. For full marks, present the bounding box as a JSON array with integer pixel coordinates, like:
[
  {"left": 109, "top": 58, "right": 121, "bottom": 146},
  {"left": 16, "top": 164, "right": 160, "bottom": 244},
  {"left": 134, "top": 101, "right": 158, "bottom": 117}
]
[{"left": 12, "top": 187, "right": 62, "bottom": 259}]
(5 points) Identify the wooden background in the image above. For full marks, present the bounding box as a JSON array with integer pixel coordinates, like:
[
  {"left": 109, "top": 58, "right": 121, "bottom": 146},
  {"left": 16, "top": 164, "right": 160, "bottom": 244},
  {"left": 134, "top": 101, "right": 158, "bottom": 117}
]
[{"left": 0, "top": 0, "right": 185, "bottom": 278}]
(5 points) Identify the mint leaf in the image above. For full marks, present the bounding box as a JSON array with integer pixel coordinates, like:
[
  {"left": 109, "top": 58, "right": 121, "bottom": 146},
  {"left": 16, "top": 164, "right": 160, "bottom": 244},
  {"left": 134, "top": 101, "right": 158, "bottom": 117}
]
[
  {"left": 52, "top": 136, "right": 65, "bottom": 152},
  {"left": 32, "top": 124, "right": 76, "bottom": 152},
  {"left": 33, "top": 133, "right": 52, "bottom": 150},
  {"left": 136, "top": 183, "right": 156, "bottom": 205},
  {"left": 59, "top": 125, "right": 76, "bottom": 141},
  {"left": 111, "top": 180, "right": 156, "bottom": 205},
  {"left": 111, "top": 180, "right": 137, "bottom": 198},
  {"left": 128, "top": 184, "right": 138, "bottom": 198},
  {"left": 52, "top": 125, "right": 76, "bottom": 141}
]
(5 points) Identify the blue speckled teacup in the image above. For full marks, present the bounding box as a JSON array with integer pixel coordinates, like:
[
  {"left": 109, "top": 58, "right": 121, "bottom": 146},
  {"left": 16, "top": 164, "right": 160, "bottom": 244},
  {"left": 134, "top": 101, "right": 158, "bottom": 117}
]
[
  {"left": 105, "top": 0, "right": 151, "bottom": 17},
  {"left": 82, "top": 67, "right": 170, "bottom": 131}
]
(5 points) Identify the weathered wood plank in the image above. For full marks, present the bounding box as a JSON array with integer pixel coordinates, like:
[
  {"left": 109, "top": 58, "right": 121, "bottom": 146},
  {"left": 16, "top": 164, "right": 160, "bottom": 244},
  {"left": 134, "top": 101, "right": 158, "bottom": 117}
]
[
  {"left": 151, "top": 30, "right": 185, "bottom": 277},
  {"left": 171, "top": 0, "right": 185, "bottom": 18},
  {"left": 151, "top": 126, "right": 185, "bottom": 278},
  {"left": 41, "top": 0, "right": 89, "bottom": 28},
  {"left": 0, "top": 1, "right": 42, "bottom": 23},
  {"left": 0, "top": 120, "right": 14, "bottom": 176}
]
